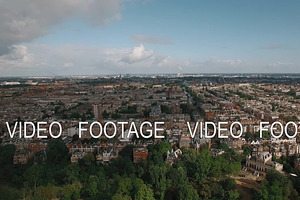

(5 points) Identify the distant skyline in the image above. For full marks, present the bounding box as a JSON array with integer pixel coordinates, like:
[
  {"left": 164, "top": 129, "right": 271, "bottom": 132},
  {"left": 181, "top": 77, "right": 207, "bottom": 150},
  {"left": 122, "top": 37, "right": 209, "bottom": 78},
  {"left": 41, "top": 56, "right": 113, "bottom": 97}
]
[{"left": 0, "top": 0, "right": 299, "bottom": 76}]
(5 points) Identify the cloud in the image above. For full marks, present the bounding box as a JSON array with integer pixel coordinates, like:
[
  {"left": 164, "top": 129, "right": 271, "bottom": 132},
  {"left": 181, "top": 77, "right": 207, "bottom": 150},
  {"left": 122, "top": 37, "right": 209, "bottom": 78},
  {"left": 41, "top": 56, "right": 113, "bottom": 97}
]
[
  {"left": 0, "top": 0, "right": 123, "bottom": 55},
  {"left": 0, "top": 44, "right": 179, "bottom": 76},
  {"left": 182, "top": 56, "right": 244, "bottom": 73},
  {"left": 204, "top": 56, "right": 242, "bottom": 67},
  {"left": 262, "top": 62, "right": 299, "bottom": 73},
  {"left": 267, "top": 62, "right": 293, "bottom": 67},
  {"left": 1, "top": 44, "right": 299, "bottom": 76},
  {"left": 103, "top": 44, "right": 156, "bottom": 65},
  {"left": 0, "top": 45, "right": 32, "bottom": 65},
  {"left": 119, "top": 44, "right": 155, "bottom": 64},
  {"left": 132, "top": 35, "right": 173, "bottom": 45},
  {"left": 63, "top": 62, "right": 74, "bottom": 67}
]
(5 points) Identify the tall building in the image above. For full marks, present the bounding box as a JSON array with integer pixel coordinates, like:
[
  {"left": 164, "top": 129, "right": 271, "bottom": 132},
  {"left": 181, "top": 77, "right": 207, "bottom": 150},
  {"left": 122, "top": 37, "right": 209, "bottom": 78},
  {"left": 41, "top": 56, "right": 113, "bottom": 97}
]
[{"left": 93, "top": 104, "right": 102, "bottom": 121}]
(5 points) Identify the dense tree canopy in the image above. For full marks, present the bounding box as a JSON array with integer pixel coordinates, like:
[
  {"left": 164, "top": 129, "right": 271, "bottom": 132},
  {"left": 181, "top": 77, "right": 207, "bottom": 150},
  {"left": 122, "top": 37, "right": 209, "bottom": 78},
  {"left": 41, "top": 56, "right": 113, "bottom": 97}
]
[
  {"left": 257, "top": 170, "right": 299, "bottom": 200},
  {"left": 3, "top": 140, "right": 298, "bottom": 200}
]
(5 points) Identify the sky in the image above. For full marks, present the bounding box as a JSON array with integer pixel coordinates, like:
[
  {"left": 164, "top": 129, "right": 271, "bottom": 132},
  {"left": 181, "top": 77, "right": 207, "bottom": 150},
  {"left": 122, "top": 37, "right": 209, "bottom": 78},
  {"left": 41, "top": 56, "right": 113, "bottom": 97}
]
[{"left": 0, "top": 0, "right": 299, "bottom": 76}]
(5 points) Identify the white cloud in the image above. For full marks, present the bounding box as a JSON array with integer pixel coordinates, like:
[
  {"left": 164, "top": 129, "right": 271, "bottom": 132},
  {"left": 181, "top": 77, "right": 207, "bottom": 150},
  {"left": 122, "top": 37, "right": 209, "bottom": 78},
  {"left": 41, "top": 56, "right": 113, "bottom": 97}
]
[
  {"left": 63, "top": 62, "right": 74, "bottom": 67},
  {"left": 119, "top": 44, "right": 155, "bottom": 64},
  {"left": 0, "top": 45, "right": 33, "bottom": 65},
  {"left": 0, "top": 0, "right": 123, "bottom": 55},
  {"left": 204, "top": 56, "right": 242, "bottom": 67},
  {"left": 1, "top": 44, "right": 299, "bottom": 76},
  {"left": 0, "top": 44, "right": 179, "bottom": 76},
  {"left": 267, "top": 61, "right": 293, "bottom": 67}
]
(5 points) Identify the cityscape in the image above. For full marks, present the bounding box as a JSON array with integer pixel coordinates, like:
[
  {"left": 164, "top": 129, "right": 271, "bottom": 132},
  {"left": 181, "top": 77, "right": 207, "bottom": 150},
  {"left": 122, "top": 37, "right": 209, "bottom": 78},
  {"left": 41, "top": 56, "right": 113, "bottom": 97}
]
[
  {"left": 1, "top": 0, "right": 300, "bottom": 199},
  {"left": 1, "top": 74, "right": 300, "bottom": 199}
]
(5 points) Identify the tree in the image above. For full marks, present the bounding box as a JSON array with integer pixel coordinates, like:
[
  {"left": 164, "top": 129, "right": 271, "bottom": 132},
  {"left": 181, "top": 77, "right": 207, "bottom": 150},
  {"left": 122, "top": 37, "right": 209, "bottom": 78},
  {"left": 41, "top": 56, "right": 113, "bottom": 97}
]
[
  {"left": 242, "top": 144, "right": 251, "bottom": 156},
  {"left": 0, "top": 144, "right": 16, "bottom": 179},
  {"left": 147, "top": 142, "right": 171, "bottom": 165},
  {"left": 33, "top": 184, "right": 58, "bottom": 200},
  {"left": 102, "top": 110, "right": 109, "bottom": 118},
  {"left": 161, "top": 105, "right": 171, "bottom": 114},
  {"left": 62, "top": 181, "right": 82, "bottom": 200},
  {"left": 112, "top": 193, "right": 132, "bottom": 200},
  {"left": 113, "top": 177, "right": 133, "bottom": 198},
  {"left": 108, "top": 157, "right": 135, "bottom": 177},
  {"left": 34, "top": 150, "right": 47, "bottom": 165},
  {"left": 46, "top": 139, "right": 70, "bottom": 165},
  {"left": 218, "top": 142, "right": 229, "bottom": 151},
  {"left": 209, "top": 182, "right": 225, "bottom": 199},
  {"left": 167, "top": 166, "right": 188, "bottom": 187},
  {"left": 78, "top": 153, "right": 97, "bottom": 182},
  {"left": 178, "top": 184, "right": 199, "bottom": 200},
  {"left": 135, "top": 184, "right": 155, "bottom": 200},
  {"left": 0, "top": 186, "right": 21, "bottom": 200},
  {"left": 72, "top": 134, "right": 79, "bottom": 142},
  {"left": 180, "top": 104, "right": 190, "bottom": 114},
  {"left": 24, "top": 165, "right": 42, "bottom": 190},
  {"left": 195, "top": 149, "right": 212, "bottom": 183},
  {"left": 221, "top": 178, "right": 236, "bottom": 191},
  {"left": 96, "top": 167, "right": 107, "bottom": 191},
  {"left": 84, "top": 175, "right": 99, "bottom": 197},
  {"left": 0, "top": 144, "right": 16, "bottom": 166},
  {"left": 112, "top": 177, "right": 149, "bottom": 200},
  {"left": 226, "top": 189, "right": 239, "bottom": 200},
  {"left": 119, "top": 145, "right": 135, "bottom": 160},
  {"left": 257, "top": 169, "right": 298, "bottom": 200},
  {"left": 199, "top": 183, "right": 212, "bottom": 199},
  {"left": 150, "top": 164, "right": 170, "bottom": 199},
  {"left": 63, "top": 163, "right": 80, "bottom": 184}
]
